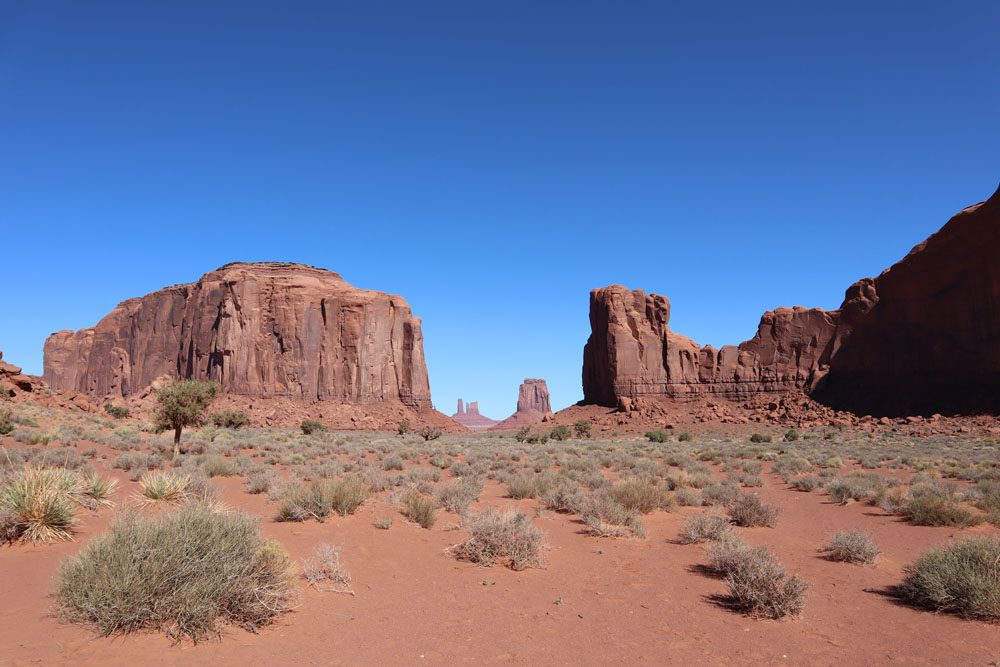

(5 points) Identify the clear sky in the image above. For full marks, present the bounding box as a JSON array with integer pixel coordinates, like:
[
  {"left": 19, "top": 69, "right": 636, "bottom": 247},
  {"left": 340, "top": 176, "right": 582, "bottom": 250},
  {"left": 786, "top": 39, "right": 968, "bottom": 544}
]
[{"left": 1, "top": 2, "right": 998, "bottom": 418}]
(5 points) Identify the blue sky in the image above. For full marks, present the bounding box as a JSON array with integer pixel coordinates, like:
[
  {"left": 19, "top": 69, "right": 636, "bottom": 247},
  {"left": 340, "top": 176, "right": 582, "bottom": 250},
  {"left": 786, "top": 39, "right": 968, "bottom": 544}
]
[{"left": 1, "top": 2, "right": 998, "bottom": 417}]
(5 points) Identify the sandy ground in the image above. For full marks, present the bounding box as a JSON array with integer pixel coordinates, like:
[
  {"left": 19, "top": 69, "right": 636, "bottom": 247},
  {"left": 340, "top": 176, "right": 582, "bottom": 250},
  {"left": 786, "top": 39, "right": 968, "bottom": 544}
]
[{"left": 1, "top": 437, "right": 999, "bottom": 666}]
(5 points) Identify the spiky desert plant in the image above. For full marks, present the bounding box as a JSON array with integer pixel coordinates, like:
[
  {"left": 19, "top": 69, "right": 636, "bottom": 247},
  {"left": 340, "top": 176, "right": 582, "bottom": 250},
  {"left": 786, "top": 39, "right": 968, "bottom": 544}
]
[
  {"left": 138, "top": 471, "right": 192, "bottom": 504},
  {"left": 0, "top": 467, "right": 79, "bottom": 542}
]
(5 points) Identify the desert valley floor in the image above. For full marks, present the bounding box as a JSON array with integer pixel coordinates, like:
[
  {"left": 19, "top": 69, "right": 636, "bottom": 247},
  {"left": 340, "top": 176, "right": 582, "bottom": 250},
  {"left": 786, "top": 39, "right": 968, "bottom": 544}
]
[{"left": 2, "top": 401, "right": 999, "bottom": 666}]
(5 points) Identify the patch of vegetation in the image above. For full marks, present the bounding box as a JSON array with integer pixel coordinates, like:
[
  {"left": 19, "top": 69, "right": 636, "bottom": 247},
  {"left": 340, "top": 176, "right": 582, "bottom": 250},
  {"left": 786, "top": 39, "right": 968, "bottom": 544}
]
[
  {"left": 608, "top": 477, "right": 674, "bottom": 514},
  {"left": 302, "top": 543, "right": 352, "bottom": 594},
  {"left": 573, "top": 420, "right": 591, "bottom": 438},
  {"left": 418, "top": 426, "right": 442, "bottom": 441},
  {"left": 896, "top": 536, "right": 1000, "bottom": 620},
  {"left": 102, "top": 403, "right": 130, "bottom": 420},
  {"left": 438, "top": 476, "right": 484, "bottom": 514},
  {"left": 749, "top": 433, "right": 772, "bottom": 444},
  {"left": 678, "top": 512, "right": 731, "bottom": 544},
  {"left": 300, "top": 419, "right": 326, "bottom": 435},
  {"left": 402, "top": 490, "right": 437, "bottom": 528},
  {"left": 154, "top": 380, "right": 219, "bottom": 458},
  {"left": 904, "top": 491, "right": 982, "bottom": 527},
  {"left": 727, "top": 492, "right": 780, "bottom": 528},
  {"left": 707, "top": 535, "right": 808, "bottom": 619},
  {"left": 454, "top": 508, "right": 544, "bottom": 570},
  {"left": 55, "top": 504, "right": 294, "bottom": 641},
  {"left": 549, "top": 425, "right": 571, "bottom": 441},
  {"left": 822, "top": 530, "right": 879, "bottom": 565},
  {"left": 274, "top": 477, "right": 369, "bottom": 521},
  {"left": 209, "top": 410, "right": 250, "bottom": 429},
  {"left": 645, "top": 430, "right": 669, "bottom": 443}
]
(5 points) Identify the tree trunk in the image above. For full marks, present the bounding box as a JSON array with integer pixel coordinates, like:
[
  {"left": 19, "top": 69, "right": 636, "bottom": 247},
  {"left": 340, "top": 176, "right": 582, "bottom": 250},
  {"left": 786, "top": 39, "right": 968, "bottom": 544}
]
[{"left": 173, "top": 426, "right": 182, "bottom": 459}]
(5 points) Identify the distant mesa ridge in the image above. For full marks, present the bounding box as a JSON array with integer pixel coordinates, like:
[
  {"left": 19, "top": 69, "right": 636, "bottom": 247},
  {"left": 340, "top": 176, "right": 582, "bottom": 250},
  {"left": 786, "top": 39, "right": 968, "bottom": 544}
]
[
  {"left": 43, "top": 262, "right": 432, "bottom": 409},
  {"left": 491, "top": 378, "right": 554, "bottom": 430},
  {"left": 582, "top": 184, "right": 1000, "bottom": 416}
]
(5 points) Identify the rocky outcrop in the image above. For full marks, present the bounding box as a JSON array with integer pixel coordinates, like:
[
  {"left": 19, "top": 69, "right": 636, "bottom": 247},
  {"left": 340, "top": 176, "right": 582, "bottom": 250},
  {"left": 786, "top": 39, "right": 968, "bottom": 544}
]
[
  {"left": 451, "top": 398, "right": 498, "bottom": 431},
  {"left": 492, "top": 378, "right": 554, "bottom": 429},
  {"left": 43, "top": 263, "right": 432, "bottom": 408},
  {"left": 0, "top": 351, "right": 42, "bottom": 395},
  {"left": 583, "top": 184, "right": 1000, "bottom": 416}
]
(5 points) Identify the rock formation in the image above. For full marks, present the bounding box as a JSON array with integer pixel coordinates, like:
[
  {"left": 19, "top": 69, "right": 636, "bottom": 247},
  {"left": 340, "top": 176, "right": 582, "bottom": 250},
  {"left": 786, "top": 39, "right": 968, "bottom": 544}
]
[
  {"left": 583, "top": 184, "right": 1000, "bottom": 416},
  {"left": 451, "top": 398, "right": 498, "bottom": 431},
  {"left": 43, "top": 262, "right": 432, "bottom": 408},
  {"left": 492, "top": 378, "right": 554, "bottom": 429},
  {"left": 0, "top": 351, "right": 41, "bottom": 396}
]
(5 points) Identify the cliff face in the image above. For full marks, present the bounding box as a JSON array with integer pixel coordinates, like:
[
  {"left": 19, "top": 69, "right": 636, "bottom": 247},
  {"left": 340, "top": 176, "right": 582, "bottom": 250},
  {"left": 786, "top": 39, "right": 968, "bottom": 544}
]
[
  {"left": 582, "top": 287, "right": 838, "bottom": 405},
  {"left": 451, "top": 398, "right": 498, "bottom": 431},
  {"left": 583, "top": 185, "right": 1000, "bottom": 416},
  {"left": 815, "top": 187, "right": 1000, "bottom": 415},
  {"left": 44, "top": 263, "right": 432, "bottom": 408}
]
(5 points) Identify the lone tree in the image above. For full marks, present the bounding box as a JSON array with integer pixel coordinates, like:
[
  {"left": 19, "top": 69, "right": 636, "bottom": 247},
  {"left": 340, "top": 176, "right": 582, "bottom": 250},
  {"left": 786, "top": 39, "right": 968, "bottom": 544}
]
[{"left": 155, "top": 379, "right": 219, "bottom": 458}]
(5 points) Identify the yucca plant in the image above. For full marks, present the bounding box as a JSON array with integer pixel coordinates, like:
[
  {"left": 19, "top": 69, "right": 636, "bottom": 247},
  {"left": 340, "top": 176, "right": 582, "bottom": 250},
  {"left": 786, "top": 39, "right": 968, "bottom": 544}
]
[
  {"left": 138, "top": 472, "right": 191, "bottom": 503},
  {"left": 76, "top": 472, "right": 118, "bottom": 510},
  {"left": 0, "top": 467, "right": 79, "bottom": 542}
]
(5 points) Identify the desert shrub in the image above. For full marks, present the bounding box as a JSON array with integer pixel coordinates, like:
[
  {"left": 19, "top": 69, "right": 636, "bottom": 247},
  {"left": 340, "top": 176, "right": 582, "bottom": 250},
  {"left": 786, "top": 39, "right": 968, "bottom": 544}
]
[
  {"left": 113, "top": 451, "right": 163, "bottom": 472},
  {"left": 0, "top": 467, "right": 80, "bottom": 542},
  {"left": 437, "top": 476, "right": 484, "bottom": 514},
  {"left": 790, "top": 476, "right": 820, "bottom": 492},
  {"left": 783, "top": 429, "right": 800, "bottom": 442},
  {"left": 678, "top": 513, "right": 732, "bottom": 544},
  {"left": 645, "top": 430, "right": 669, "bottom": 443},
  {"left": 209, "top": 410, "right": 250, "bottom": 430},
  {"left": 608, "top": 478, "right": 674, "bottom": 514},
  {"left": 302, "top": 543, "right": 352, "bottom": 594},
  {"left": 873, "top": 484, "right": 911, "bottom": 514},
  {"left": 581, "top": 493, "right": 646, "bottom": 538},
  {"left": 155, "top": 379, "right": 219, "bottom": 458},
  {"left": 402, "top": 490, "right": 437, "bottom": 528},
  {"left": 397, "top": 419, "right": 410, "bottom": 435},
  {"left": 300, "top": 419, "right": 326, "bottom": 435},
  {"left": 701, "top": 482, "right": 740, "bottom": 507},
  {"left": 514, "top": 427, "right": 531, "bottom": 443},
  {"left": 0, "top": 409, "right": 14, "bottom": 435},
  {"left": 541, "top": 480, "right": 588, "bottom": 514},
  {"left": 678, "top": 432, "right": 693, "bottom": 442},
  {"left": 896, "top": 536, "right": 1000, "bottom": 620},
  {"left": 454, "top": 508, "right": 544, "bottom": 570},
  {"left": 374, "top": 516, "right": 393, "bottom": 529},
  {"left": 418, "top": 426, "right": 442, "bottom": 441},
  {"left": 674, "top": 487, "right": 702, "bottom": 506},
  {"left": 243, "top": 471, "right": 274, "bottom": 494},
  {"left": 749, "top": 433, "right": 772, "bottom": 443},
  {"left": 199, "top": 455, "right": 236, "bottom": 478},
  {"left": 139, "top": 472, "right": 192, "bottom": 504},
  {"left": 727, "top": 493, "right": 780, "bottom": 528},
  {"left": 103, "top": 403, "right": 130, "bottom": 420},
  {"left": 77, "top": 472, "right": 118, "bottom": 510},
  {"left": 506, "top": 474, "right": 552, "bottom": 499},
  {"left": 823, "top": 530, "right": 879, "bottom": 565},
  {"left": 550, "top": 425, "right": 571, "bottom": 441},
  {"left": 55, "top": 504, "right": 294, "bottom": 641},
  {"left": 573, "top": 420, "right": 592, "bottom": 438},
  {"left": 723, "top": 544, "right": 808, "bottom": 619},
  {"left": 275, "top": 477, "right": 369, "bottom": 521},
  {"left": 824, "top": 474, "right": 891, "bottom": 504},
  {"left": 382, "top": 454, "right": 405, "bottom": 471},
  {"left": 904, "top": 492, "right": 981, "bottom": 527}
]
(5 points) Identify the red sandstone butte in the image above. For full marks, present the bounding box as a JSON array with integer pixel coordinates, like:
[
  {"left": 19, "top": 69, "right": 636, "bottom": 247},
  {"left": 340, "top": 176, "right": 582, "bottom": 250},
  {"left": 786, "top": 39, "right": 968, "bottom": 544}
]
[
  {"left": 583, "top": 184, "right": 1000, "bottom": 416},
  {"left": 492, "top": 378, "right": 554, "bottom": 429},
  {"left": 43, "top": 263, "right": 432, "bottom": 408}
]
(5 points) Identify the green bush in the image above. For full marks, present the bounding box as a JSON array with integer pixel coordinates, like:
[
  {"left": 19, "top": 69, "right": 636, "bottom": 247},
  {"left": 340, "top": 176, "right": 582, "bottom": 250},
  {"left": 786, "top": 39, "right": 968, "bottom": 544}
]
[
  {"left": 210, "top": 410, "right": 250, "bottom": 429},
  {"left": 608, "top": 478, "right": 673, "bottom": 514},
  {"left": 103, "top": 403, "right": 130, "bottom": 420},
  {"left": 549, "top": 425, "right": 571, "bottom": 441},
  {"left": 904, "top": 492, "right": 982, "bottom": 527},
  {"left": 514, "top": 427, "right": 531, "bottom": 443},
  {"left": 897, "top": 536, "right": 1000, "bottom": 620},
  {"left": 783, "top": 429, "right": 800, "bottom": 442},
  {"left": 678, "top": 432, "right": 693, "bottom": 442},
  {"left": 573, "top": 420, "right": 592, "bottom": 438},
  {"left": 645, "top": 430, "right": 669, "bottom": 443},
  {"left": 55, "top": 504, "right": 294, "bottom": 641},
  {"left": 300, "top": 419, "right": 326, "bottom": 435},
  {"left": 749, "top": 433, "right": 772, "bottom": 444},
  {"left": 397, "top": 419, "right": 410, "bottom": 435}
]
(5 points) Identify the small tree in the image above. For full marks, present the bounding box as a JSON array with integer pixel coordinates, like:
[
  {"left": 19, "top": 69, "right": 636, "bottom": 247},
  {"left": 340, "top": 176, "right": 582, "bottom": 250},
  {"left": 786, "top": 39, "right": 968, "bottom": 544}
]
[
  {"left": 154, "top": 380, "right": 218, "bottom": 459},
  {"left": 514, "top": 427, "right": 531, "bottom": 443},
  {"left": 573, "top": 420, "right": 592, "bottom": 439},
  {"left": 550, "top": 425, "right": 571, "bottom": 441},
  {"left": 418, "top": 426, "right": 442, "bottom": 442}
]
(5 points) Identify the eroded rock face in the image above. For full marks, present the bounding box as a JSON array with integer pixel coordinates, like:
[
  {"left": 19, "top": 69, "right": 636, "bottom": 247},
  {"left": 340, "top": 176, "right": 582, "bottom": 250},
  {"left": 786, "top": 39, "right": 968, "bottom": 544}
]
[
  {"left": 43, "top": 263, "right": 432, "bottom": 408},
  {"left": 583, "top": 185, "right": 1000, "bottom": 416},
  {"left": 582, "top": 287, "right": 839, "bottom": 405}
]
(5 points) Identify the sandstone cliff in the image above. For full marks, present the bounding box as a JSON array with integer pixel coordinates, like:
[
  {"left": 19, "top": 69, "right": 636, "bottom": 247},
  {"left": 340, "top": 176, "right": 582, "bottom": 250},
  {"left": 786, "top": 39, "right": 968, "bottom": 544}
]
[
  {"left": 451, "top": 398, "right": 498, "bottom": 431},
  {"left": 583, "top": 185, "right": 1000, "bottom": 416},
  {"left": 44, "top": 263, "right": 432, "bottom": 408}
]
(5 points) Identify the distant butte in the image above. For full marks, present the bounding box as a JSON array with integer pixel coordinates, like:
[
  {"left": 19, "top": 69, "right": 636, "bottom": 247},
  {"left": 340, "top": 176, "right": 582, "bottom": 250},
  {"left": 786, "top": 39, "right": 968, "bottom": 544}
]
[
  {"left": 491, "top": 378, "right": 554, "bottom": 430},
  {"left": 451, "top": 398, "right": 498, "bottom": 431}
]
